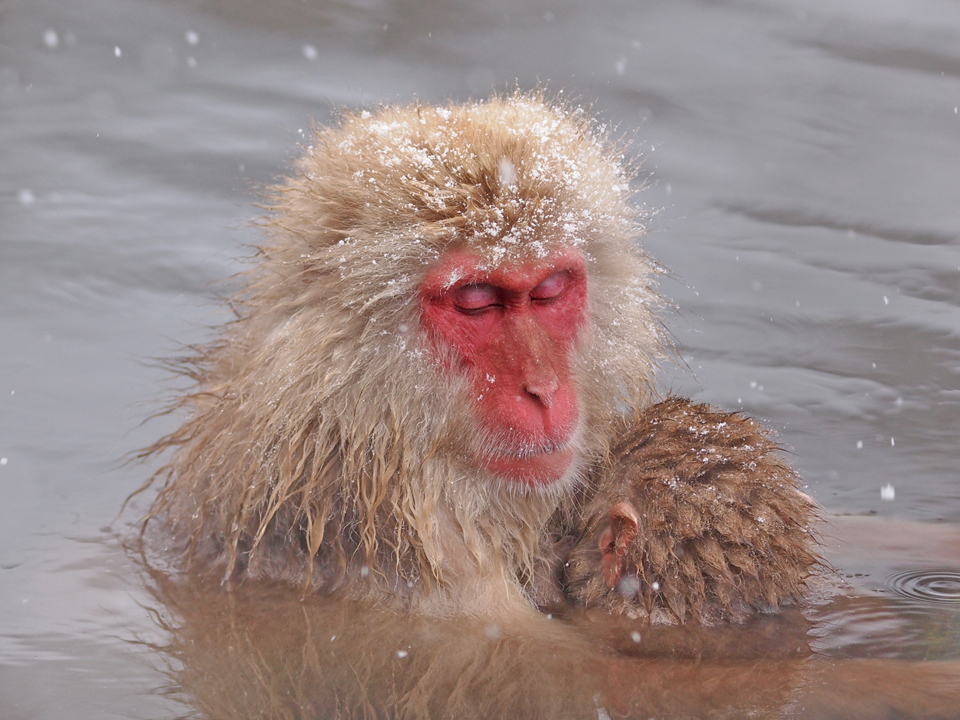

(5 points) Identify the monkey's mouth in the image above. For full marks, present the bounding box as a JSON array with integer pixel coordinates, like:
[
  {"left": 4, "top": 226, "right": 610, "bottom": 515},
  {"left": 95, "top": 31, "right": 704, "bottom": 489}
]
[{"left": 480, "top": 443, "right": 576, "bottom": 486}]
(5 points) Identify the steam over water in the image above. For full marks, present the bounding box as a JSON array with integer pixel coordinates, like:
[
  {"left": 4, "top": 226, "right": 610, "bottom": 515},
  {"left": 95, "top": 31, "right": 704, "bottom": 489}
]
[{"left": 1, "top": 0, "right": 959, "bottom": 717}]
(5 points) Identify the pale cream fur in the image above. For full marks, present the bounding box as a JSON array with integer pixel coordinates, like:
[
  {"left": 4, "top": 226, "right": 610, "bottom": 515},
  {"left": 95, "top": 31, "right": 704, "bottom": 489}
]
[{"left": 142, "top": 94, "right": 663, "bottom": 616}]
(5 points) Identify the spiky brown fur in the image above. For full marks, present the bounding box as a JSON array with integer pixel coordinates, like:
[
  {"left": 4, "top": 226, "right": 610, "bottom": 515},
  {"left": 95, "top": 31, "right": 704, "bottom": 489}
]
[
  {"left": 141, "top": 93, "right": 819, "bottom": 621},
  {"left": 563, "top": 398, "right": 821, "bottom": 624}
]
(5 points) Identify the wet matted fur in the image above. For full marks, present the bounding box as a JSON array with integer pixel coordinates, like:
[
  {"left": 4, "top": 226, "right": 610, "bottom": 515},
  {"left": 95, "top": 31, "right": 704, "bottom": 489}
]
[
  {"left": 564, "top": 398, "right": 820, "bottom": 624},
  {"left": 139, "top": 92, "right": 820, "bottom": 620}
]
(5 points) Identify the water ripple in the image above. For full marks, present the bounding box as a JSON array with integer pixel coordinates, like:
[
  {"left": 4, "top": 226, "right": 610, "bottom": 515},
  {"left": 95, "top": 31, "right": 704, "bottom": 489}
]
[{"left": 887, "top": 570, "right": 960, "bottom": 605}]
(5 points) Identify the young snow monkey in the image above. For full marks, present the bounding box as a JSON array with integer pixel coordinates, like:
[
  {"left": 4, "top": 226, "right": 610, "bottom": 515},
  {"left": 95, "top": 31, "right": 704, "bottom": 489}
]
[{"left": 142, "top": 93, "right": 820, "bottom": 623}]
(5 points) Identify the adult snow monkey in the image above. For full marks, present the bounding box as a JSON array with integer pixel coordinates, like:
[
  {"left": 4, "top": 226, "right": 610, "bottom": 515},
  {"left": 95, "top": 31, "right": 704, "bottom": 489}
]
[{"left": 142, "top": 93, "right": 820, "bottom": 623}]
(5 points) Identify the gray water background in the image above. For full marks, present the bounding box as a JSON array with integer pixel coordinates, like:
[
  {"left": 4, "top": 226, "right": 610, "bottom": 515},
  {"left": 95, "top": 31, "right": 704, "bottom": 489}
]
[{"left": 1, "top": 0, "right": 959, "bottom": 717}]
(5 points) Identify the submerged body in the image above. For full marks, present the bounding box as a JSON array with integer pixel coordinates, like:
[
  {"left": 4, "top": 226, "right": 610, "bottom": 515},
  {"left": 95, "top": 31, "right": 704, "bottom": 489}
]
[{"left": 143, "top": 94, "right": 819, "bottom": 622}]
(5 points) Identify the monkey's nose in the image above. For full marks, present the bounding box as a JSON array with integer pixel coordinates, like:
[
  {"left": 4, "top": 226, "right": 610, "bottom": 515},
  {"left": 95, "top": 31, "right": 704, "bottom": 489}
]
[{"left": 523, "top": 377, "right": 559, "bottom": 407}]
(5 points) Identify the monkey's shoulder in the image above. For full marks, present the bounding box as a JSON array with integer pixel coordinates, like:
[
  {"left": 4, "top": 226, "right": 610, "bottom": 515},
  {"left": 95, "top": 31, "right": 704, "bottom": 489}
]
[{"left": 564, "top": 397, "right": 821, "bottom": 624}]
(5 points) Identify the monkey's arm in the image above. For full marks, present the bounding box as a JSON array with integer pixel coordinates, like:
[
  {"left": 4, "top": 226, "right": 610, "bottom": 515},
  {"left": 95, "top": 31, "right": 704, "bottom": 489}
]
[{"left": 563, "top": 398, "right": 821, "bottom": 624}]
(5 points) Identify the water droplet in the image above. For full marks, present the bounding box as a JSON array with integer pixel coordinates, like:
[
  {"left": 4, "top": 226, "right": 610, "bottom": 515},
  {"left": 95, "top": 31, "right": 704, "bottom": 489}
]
[{"left": 484, "top": 623, "right": 502, "bottom": 639}]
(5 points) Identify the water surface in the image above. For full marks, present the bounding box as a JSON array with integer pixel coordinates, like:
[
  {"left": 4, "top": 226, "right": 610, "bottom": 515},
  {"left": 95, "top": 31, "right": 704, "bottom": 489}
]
[{"left": 2, "top": 0, "right": 959, "bottom": 717}]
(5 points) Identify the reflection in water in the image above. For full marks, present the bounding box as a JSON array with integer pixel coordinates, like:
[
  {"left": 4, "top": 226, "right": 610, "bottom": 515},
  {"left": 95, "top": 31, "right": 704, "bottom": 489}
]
[
  {"left": 811, "top": 592, "right": 960, "bottom": 664},
  {"left": 141, "top": 562, "right": 960, "bottom": 720}
]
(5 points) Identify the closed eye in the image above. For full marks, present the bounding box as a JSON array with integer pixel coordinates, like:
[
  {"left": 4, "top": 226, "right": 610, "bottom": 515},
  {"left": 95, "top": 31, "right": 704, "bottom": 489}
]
[
  {"left": 530, "top": 271, "right": 569, "bottom": 301},
  {"left": 453, "top": 283, "right": 501, "bottom": 313}
]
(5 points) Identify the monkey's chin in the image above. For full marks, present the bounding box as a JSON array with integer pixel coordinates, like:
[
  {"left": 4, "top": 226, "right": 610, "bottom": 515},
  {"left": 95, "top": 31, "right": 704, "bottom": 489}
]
[{"left": 482, "top": 447, "right": 575, "bottom": 487}]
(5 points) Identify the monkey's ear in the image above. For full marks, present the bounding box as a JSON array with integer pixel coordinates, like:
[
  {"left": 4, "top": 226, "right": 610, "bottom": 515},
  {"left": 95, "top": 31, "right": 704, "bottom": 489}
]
[{"left": 599, "top": 502, "right": 639, "bottom": 589}]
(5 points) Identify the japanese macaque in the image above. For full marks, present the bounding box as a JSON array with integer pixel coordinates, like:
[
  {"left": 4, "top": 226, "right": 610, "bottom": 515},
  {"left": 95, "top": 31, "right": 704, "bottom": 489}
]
[{"left": 142, "top": 93, "right": 820, "bottom": 623}]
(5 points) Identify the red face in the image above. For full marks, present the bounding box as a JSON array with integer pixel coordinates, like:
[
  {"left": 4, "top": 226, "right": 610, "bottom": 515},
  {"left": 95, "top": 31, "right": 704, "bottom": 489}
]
[{"left": 420, "top": 249, "right": 588, "bottom": 486}]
